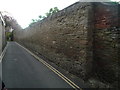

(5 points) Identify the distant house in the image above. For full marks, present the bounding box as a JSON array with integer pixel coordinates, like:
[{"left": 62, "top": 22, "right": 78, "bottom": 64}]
[{"left": 0, "top": 12, "right": 6, "bottom": 56}]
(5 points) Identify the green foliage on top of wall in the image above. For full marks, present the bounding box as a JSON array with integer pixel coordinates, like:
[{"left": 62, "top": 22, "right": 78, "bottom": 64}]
[{"left": 29, "top": 7, "right": 59, "bottom": 26}]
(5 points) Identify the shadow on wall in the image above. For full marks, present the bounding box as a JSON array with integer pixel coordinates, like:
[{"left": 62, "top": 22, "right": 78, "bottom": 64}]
[{"left": 93, "top": 3, "right": 119, "bottom": 86}]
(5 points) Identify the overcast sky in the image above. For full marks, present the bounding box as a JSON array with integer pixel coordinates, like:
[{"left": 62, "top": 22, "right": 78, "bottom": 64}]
[{"left": 0, "top": 0, "right": 119, "bottom": 28}]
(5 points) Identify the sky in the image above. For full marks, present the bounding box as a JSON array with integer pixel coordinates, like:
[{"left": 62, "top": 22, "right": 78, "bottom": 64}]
[
  {"left": 0, "top": 0, "right": 79, "bottom": 28},
  {"left": 0, "top": 0, "right": 119, "bottom": 28}
]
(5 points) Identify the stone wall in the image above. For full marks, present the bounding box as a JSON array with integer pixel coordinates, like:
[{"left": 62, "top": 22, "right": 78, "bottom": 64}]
[
  {"left": 14, "top": 2, "right": 119, "bottom": 86},
  {"left": 15, "top": 2, "right": 93, "bottom": 79},
  {"left": 93, "top": 3, "right": 119, "bottom": 86}
]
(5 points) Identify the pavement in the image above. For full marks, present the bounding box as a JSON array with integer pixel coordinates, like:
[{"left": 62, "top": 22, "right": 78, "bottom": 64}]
[{"left": 2, "top": 42, "right": 75, "bottom": 88}]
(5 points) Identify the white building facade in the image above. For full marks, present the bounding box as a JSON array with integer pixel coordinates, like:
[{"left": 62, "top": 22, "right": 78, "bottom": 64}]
[{"left": 0, "top": 12, "right": 6, "bottom": 57}]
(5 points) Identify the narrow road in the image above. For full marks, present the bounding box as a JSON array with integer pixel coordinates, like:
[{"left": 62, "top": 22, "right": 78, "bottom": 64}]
[{"left": 2, "top": 42, "right": 73, "bottom": 88}]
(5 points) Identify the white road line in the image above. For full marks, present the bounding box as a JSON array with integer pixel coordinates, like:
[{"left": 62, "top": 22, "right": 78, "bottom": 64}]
[{"left": 0, "top": 42, "right": 8, "bottom": 63}]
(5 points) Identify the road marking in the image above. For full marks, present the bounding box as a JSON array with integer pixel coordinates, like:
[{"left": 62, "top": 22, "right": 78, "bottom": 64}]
[
  {"left": 0, "top": 42, "right": 8, "bottom": 62},
  {"left": 15, "top": 42, "right": 82, "bottom": 90}
]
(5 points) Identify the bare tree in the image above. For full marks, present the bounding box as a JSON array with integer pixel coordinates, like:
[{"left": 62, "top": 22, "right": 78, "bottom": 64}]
[{"left": 1, "top": 11, "right": 22, "bottom": 31}]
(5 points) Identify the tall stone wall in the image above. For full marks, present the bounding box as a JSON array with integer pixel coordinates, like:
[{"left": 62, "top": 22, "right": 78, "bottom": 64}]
[
  {"left": 93, "top": 3, "right": 119, "bottom": 86},
  {"left": 15, "top": 2, "right": 93, "bottom": 79},
  {"left": 14, "top": 2, "right": 119, "bottom": 86}
]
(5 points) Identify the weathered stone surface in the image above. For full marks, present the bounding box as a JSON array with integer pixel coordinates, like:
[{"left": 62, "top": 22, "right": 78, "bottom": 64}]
[
  {"left": 14, "top": 2, "right": 119, "bottom": 88},
  {"left": 93, "top": 3, "right": 119, "bottom": 87},
  {"left": 14, "top": 2, "right": 93, "bottom": 80}
]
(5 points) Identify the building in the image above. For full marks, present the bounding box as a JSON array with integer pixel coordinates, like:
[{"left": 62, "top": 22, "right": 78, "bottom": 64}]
[{"left": 0, "top": 12, "right": 6, "bottom": 57}]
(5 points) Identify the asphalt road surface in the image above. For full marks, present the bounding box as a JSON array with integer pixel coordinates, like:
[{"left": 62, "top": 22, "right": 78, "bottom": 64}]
[{"left": 2, "top": 42, "right": 73, "bottom": 88}]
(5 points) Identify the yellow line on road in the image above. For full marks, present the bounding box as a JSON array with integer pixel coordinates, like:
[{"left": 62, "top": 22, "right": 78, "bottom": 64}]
[{"left": 15, "top": 42, "right": 82, "bottom": 90}]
